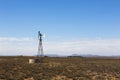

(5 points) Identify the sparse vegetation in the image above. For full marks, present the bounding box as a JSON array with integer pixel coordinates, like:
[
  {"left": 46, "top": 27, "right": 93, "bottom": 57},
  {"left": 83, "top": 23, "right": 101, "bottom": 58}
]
[{"left": 0, "top": 56, "right": 120, "bottom": 80}]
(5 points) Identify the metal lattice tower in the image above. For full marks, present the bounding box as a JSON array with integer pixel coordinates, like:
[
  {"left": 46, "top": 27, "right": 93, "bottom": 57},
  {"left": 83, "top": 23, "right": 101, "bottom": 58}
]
[{"left": 37, "top": 31, "right": 43, "bottom": 57}]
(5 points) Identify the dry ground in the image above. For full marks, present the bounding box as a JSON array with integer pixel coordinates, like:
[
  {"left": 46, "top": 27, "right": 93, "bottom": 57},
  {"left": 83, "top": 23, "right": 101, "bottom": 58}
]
[{"left": 0, "top": 56, "right": 120, "bottom": 80}]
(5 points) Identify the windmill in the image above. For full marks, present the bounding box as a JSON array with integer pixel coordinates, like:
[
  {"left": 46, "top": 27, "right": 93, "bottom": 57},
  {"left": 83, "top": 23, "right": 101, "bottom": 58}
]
[
  {"left": 37, "top": 31, "right": 44, "bottom": 57},
  {"left": 29, "top": 31, "right": 44, "bottom": 64}
]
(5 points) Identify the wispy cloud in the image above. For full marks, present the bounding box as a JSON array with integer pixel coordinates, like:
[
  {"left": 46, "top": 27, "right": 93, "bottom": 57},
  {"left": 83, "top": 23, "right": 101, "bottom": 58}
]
[
  {"left": 0, "top": 37, "right": 120, "bottom": 56},
  {"left": 0, "top": 37, "right": 34, "bottom": 42}
]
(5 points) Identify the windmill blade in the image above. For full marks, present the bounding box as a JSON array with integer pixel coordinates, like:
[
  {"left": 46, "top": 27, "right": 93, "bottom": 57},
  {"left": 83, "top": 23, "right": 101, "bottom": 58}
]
[{"left": 43, "top": 34, "right": 46, "bottom": 37}]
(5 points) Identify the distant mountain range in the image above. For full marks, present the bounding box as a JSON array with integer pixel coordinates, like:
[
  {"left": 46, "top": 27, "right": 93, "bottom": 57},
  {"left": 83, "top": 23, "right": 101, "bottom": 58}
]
[
  {"left": 44, "top": 54, "right": 120, "bottom": 58},
  {"left": 70, "top": 54, "right": 120, "bottom": 58},
  {"left": 0, "top": 54, "right": 120, "bottom": 58}
]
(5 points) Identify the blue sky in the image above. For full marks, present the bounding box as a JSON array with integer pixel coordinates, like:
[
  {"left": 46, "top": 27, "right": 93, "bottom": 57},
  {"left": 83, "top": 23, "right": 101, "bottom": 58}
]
[{"left": 0, "top": 0, "right": 120, "bottom": 56}]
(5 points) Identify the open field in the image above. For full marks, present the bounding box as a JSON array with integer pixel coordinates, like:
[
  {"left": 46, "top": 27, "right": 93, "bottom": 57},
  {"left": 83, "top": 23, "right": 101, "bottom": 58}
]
[{"left": 0, "top": 56, "right": 120, "bottom": 80}]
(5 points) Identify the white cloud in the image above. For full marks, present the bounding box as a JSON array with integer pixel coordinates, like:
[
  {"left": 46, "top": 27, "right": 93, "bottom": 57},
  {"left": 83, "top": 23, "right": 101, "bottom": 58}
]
[
  {"left": 0, "top": 37, "right": 37, "bottom": 55},
  {"left": 0, "top": 37, "right": 34, "bottom": 42},
  {"left": 0, "top": 37, "right": 120, "bottom": 56},
  {"left": 44, "top": 39, "right": 120, "bottom": 56}
]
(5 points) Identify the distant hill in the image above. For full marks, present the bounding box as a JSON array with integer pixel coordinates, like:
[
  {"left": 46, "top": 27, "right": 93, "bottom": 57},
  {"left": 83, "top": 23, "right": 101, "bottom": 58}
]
[{"left": 69, "top": 54, "right": 120, "bottom": 58}]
